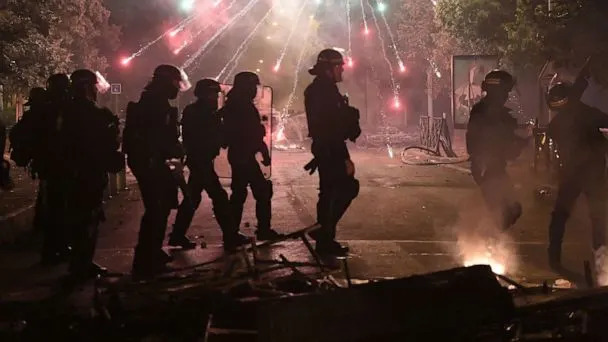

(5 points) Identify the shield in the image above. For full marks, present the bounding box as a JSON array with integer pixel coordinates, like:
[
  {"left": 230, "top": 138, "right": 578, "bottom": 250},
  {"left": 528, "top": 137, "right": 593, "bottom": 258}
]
[{"left": 214, "top": 84, "right": 273, "bottom": 179}]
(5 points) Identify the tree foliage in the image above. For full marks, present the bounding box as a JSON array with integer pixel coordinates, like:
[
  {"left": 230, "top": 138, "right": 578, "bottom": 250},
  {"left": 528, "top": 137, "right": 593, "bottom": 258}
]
[
  {"left": 0, "top": 0, "right": 120, "bottom": 93},
  {"left": 394, "top": 0, "right": 463, "bottom": 96},
  {"left": 435, "top": 0, "right": 608, "bottom": 77}
]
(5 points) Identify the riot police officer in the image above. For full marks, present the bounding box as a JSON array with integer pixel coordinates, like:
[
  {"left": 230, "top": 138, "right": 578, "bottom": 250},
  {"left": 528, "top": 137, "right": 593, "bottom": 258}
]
[
  {"left": 304, "top": 49, "right": 361, "bottom": 256},
  {"left": 35, "top": 74, "right": 73, "bottom": 265},
  {"left": 220, "top": 72, "right": 281, "bottom": 241},
  {"left": 169, "top": 79, "right": 249, "bottom": 250},
  {"left": 124, "top": 65, "right": 189, "bottom": 277},
  {"left": 63, "top": 69, "right": 122, "bottom": 283},
  {"left": 466, "top": 70, "right": 527, "bottom": 231},
  {"left": 545, "top": 82, "right": 608, "bottom": 271}
]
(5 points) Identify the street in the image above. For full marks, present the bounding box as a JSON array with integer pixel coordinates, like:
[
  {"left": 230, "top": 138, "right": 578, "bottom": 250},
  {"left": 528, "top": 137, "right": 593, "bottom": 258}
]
[{"left": 0, "top": 146, "right": 598, "bottom": 300}]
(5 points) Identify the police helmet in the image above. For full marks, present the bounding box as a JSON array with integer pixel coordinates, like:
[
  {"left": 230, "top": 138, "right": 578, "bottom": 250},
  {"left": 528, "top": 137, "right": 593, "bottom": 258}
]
[
  {"left": 153, "top": 64, "right": 192, "bottom": 91},
  {"left": 70, "top": 69, "right": 97, "bottom": 86},
  {"left": 194, "top": 79, "right": 221, "bottom": 98},
  {"left": 46, "top": 73, "right": 70, "bottom": 92},
  {"left": 309, "top": 49, "right": 345, "bottom": 75},
  {"left": 25, "top": 87, "right": 46, "bottom": 106},
  {"left": 546, "top": 82, "right": 572, "bottom": 110},
  {"left": 481, "top": 70, "right": 515, "bottom": 92},
  {"left": 233, "top": 71, "right": 260, "bottom": 89}
]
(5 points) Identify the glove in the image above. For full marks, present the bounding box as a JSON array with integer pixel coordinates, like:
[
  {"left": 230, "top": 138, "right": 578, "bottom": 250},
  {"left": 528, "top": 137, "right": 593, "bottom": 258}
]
[{"left": 304, "top": 158, "right": 318, "bottom": 175}]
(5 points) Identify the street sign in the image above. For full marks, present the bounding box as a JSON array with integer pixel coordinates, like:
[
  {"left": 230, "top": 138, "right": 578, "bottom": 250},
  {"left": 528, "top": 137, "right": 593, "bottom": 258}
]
[{"left": 111, "top": 83, "right": 122, "bottom": 95}]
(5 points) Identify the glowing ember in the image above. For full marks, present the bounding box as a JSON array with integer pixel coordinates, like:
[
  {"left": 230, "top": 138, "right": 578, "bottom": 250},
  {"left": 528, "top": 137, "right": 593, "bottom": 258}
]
[
  {"left": 398, "top": 60, "right": 406, "bottom": 73},
  {"left": 463, "top": 255, "right": 506, "bottom": 275},
  {"left": 347, "top": 56, "right": 354, "bottom": 68},
  {"left": 393, "top": 97, "right": 401, "bottom": 109}
]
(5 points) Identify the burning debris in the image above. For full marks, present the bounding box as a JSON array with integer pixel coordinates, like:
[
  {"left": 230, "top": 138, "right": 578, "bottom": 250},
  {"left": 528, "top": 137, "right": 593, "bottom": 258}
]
[{"left": 454, "top": 216, "right": 519, "bottom": 276}]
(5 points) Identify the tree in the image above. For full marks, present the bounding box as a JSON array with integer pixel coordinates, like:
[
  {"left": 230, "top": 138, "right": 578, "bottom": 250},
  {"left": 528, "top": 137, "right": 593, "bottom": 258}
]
[
  {"left": 0, "top": 0, "right": 120, "bottom": 93},
  {"left": 435, "top": 0, "right": 608, "bottom": 78},
  {"left": 394, "top": 0, "right": 464, "bottom": 96}
]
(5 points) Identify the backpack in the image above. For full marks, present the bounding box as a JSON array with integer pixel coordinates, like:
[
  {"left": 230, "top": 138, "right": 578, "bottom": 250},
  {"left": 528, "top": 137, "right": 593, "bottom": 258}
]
[{"left": 9, "top": 111, "right": 38, "bottom": 167}]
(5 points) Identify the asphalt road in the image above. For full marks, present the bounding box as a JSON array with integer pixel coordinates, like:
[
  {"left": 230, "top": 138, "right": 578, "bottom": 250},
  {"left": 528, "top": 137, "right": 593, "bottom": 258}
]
[{"left": 0, "top": 148, "right": 600, "bottom": 299}]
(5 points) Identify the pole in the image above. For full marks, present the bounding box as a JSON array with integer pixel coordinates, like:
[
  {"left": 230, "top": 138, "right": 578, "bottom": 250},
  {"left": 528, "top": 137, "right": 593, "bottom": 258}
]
[
  {"left": 365, "top": 68, "right": 369, "bottom": 125},
  {"left": 427, "top": 68, "right": 434, "bottom": 117}
]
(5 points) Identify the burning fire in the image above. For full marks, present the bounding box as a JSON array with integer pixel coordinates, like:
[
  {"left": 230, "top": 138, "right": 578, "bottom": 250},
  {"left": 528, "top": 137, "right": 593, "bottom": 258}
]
[
  {"left": 463, "top": 254, "right": 506, "bottom": 275},
  {"left": 456, "top": 221, "right": 516, "bottom": 276}
]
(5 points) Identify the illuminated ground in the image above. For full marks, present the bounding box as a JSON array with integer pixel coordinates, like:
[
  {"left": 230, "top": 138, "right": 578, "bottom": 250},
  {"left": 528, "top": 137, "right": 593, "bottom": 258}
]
[{"left": 0, "top": 148, "right": 598, "bottom": 301}]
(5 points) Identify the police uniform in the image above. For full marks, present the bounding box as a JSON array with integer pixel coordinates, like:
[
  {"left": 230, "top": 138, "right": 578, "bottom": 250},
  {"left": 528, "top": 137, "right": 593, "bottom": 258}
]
[
  {"left": 304, "top": 50, "right": 360, "bottom": 254},
  {"left": 34, "top": 81, "right": 74, "bottom": 264},
  {"left": 124, "top": 65, "right": 187, "bottom": 276},
  {"left": 125, "top": 90, "right": 183, "bottom": 274},
  {"left": 171, "top": 98, "right": 239, "bottom": 246},
  {"left": 221, "top": 92, "right": 275, "bottom": 238},
  {"left": 546, "top": 88, "right": 608, "bottom": 266},
  {"left": 63, "top": 91, "right": 122, "bottom": 278}
]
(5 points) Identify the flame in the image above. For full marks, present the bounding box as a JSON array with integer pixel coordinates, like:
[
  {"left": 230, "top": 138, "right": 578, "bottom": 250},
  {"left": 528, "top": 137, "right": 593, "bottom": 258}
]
[
  {"left": 463, "top": 254, "right": 506, "bottom": 275},
  {"left": 276, "top": 125, "right": 286, "bottom": 142}
]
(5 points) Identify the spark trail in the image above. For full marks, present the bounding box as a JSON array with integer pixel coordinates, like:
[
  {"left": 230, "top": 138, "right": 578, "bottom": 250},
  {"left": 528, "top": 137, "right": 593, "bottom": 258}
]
[
  {"left": 283, "top": 15, "right": 316, "bottom": 113},
  {"left": 183, "top": 0, "right": 259, "bottom": 69},
  {"left": 366, "top": 0, "right": 400, "bottom": 107},
  {"left": 346, "top": 0, "right": 353, "bottom": 66},
  {"left": 359, "top": 0, "right": 369, "bottom": 35},
  {"left": 122, "top": 13, "right": 198, "bottom": 64},
  {"left": 273, "top": 0, "right": 310, "bottom": 72},
  {"left": 216, "top": 5, "right": 275, "bottom": 81},
  {"left": 379, "top": 6, "right": 405, "bottom": 72},
  {"left": 174, "top": 0, "right": 239, "bottom": 55}
]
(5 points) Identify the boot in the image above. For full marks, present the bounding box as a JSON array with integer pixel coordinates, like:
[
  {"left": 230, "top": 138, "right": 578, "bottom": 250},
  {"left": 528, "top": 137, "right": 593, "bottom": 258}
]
[
  {"left": 255, "top": 228, "right": 284, "bottom": 241},
  {"left": 223, "top": 232, "right": 251, "bottom": 252},
  {"left": 316, "top": 240, "right": 349, "bottom": 257},
  {"left": 168, "top": 234, "right": 197, "bottom": 250}
]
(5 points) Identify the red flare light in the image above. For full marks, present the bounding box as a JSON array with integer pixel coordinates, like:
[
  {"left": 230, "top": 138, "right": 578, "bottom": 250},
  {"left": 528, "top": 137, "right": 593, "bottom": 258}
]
[
  {"left": 346, "top": 57, "right": 354, "bottom": 68},
  {"left": 393, "top": 97, "right": 401, "bottom": 109},
  {"left": 273, "top": 62, "right": 280, "bottom": 72},
  {"left": 363, "top": 28, "right": 370, "bottom": 35},
  {"left": 120, "top": 57, "right": 131, "bottom": 66},
  {"left": 169, "top": 30, "right": 179, "bottom": 37}
]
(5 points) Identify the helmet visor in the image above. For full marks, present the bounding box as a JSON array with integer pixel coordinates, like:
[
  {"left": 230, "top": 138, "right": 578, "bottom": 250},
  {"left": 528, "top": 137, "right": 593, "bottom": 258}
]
[
  {"left": 95, "top": 71, "right": 111, "bottom": 94},
  {"left": 178, "top": 68, "right": 192, "bottom": 92}
]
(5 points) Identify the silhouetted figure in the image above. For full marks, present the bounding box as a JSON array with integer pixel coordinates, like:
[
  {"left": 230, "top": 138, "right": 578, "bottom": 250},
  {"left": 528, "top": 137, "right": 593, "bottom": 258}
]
[
  {"left": 304, "top": 49, "right": 361, "bottom": 257},
  {"left": 466, "top": 70, "right": 527, "bottom": 231},
  {"left": 170, "top": 79, "right": 249, "bottom": 251},
  {"left": 62, "top": 69, "right": 122, "bottom": 284},
  {"left": 220, "top": 72, "right": 281, "bottom": 241},
  {"left": 124, "top": 65, "right": 189, "bottom": 277},
  {"left": 545, "top": 81, "right": 608, "bottom": 270},
  {"left": 19, "top": 74, "right": 73, "bottom": 265}
]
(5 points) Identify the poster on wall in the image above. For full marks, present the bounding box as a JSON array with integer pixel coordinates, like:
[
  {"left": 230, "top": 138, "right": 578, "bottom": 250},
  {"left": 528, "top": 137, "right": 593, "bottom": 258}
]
[
  {"left": 451, "top": 55, "right": 499, "bottom": 128},
  {"left": 214, "top": 84, "right": 273, "bottom": 179}
]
